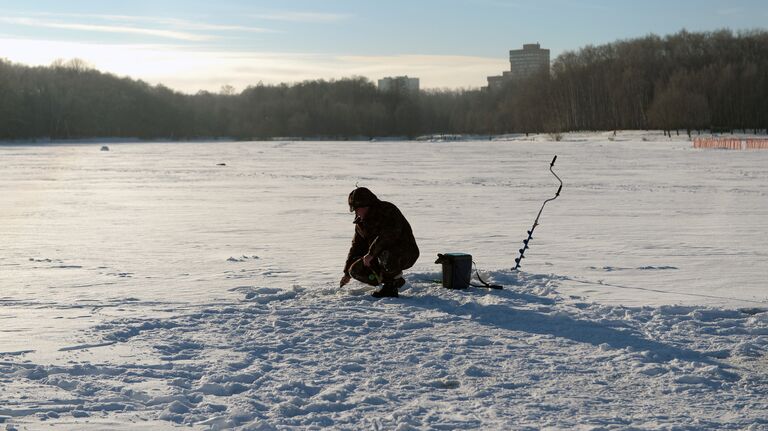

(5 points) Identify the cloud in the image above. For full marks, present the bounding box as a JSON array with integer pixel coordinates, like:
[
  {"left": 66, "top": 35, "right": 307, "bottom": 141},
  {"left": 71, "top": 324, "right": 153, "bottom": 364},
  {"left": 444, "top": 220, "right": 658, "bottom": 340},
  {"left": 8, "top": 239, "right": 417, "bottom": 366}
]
[
  {"left": 480, "top": 0, "right": 610, "bottom": 12},
  {"left": 153, "top": 19, "right": 274, "bottom": 33},
  {"left": 717, "top": 7, "right": 744, "bottom": 16},
  {"left": 0, "top": 16, "right": 212, "bottom": 41},
  {"left": 0, "top": 14, "right": 275, "bottom": 43},
  {"left": 336, "top": 54, "right": 508, "bottom": 89},
  {"left": 251, "top": 12, "right": 351, "bottom": 23},
  {"left": 0, "top": 38, "right": 508, "bottom": 93},
  {"left": 26, "top": 12, "right": 274, "bottom": 33}
]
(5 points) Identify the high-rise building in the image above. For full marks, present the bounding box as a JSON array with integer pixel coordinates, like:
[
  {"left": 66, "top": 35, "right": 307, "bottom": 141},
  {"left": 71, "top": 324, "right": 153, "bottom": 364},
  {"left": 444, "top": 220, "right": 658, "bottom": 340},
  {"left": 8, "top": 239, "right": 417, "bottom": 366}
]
[
  {"left": 509, "top": 43, "right": 550, "bottom": 79},
  {"left": 487, "top": 43, "right": 550, "bottom": 90},
  {"left": 378, "top": 76, "right": 419, "bottom": 93}
]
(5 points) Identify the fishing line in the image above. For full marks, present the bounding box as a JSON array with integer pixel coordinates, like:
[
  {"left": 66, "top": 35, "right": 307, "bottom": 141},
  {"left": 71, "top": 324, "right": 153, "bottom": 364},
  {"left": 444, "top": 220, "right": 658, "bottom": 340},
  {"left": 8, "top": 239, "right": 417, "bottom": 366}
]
[{"left": 563, "top": 276, "right": 768, "bottom": 305}]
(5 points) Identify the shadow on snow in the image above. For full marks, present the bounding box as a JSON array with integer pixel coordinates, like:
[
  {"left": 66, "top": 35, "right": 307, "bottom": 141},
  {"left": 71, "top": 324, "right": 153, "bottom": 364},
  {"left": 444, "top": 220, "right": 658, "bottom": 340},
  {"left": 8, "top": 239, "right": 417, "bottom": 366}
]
[{"left": 404, "top": 288, "right": 734, "bottom": 375}]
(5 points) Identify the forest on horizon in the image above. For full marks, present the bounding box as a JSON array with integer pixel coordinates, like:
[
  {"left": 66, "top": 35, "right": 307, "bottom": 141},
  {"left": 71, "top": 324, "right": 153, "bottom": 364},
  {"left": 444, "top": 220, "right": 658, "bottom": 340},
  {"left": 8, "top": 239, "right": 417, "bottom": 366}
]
[{"left": 1, "top": 28, "right": 767, "bottom": 140}]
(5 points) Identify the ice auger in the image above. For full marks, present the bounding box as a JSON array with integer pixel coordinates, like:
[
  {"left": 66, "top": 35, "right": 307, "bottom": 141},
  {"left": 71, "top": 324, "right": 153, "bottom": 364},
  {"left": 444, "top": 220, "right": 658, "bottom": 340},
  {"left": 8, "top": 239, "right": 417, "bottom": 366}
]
[{"left": 513, "top": 155, "right": 563, "bottom": 271}]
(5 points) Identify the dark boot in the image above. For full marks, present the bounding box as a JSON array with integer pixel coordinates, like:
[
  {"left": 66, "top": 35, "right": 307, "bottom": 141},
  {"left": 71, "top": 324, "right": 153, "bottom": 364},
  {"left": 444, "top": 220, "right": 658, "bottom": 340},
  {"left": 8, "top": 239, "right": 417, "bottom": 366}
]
[{"left": 372, "top": 278, "right": 405, "bottom": 298}]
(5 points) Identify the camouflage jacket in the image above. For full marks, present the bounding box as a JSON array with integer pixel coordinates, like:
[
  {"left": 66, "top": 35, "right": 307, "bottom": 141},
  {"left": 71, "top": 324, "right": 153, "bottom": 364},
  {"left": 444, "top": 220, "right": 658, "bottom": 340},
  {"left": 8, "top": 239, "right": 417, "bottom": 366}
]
[{"left": 343, "top": 201, "right": 419, "bottom": 275}]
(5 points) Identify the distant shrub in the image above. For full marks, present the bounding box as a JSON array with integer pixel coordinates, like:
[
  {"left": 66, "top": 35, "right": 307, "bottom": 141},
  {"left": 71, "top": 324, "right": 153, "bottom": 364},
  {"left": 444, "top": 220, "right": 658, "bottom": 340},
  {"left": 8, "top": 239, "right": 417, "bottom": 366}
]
[{"left": 549, "top": 132, "right": 563, "bottom": 141}]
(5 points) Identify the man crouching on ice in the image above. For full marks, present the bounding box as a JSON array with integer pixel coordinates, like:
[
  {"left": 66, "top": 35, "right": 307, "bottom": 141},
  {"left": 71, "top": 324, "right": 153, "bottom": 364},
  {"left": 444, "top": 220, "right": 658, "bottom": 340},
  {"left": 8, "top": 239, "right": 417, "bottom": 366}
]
[{"left": 339, "top": 187, "right": 419, "bottom": 298}]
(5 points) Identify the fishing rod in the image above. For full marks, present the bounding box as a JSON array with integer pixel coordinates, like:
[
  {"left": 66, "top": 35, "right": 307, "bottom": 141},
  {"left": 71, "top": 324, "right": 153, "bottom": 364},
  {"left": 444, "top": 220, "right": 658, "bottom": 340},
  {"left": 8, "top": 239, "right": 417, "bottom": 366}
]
[{"left": 513, "top": 155, "right": 563, "bottom": 271}]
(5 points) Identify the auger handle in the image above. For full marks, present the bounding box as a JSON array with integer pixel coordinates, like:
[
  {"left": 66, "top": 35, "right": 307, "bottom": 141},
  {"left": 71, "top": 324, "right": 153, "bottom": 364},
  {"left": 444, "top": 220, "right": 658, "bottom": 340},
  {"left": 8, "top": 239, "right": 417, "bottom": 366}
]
[{"left": 550, "top": 155, "right": 557, "bottom": 167}]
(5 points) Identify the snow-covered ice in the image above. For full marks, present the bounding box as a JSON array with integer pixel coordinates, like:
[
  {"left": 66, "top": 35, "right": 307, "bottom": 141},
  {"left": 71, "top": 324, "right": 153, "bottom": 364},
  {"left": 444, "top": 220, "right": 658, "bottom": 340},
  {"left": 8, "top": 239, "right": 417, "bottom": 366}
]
[{"left": 1, "top": 131, "right": 767, "bottom": 429}]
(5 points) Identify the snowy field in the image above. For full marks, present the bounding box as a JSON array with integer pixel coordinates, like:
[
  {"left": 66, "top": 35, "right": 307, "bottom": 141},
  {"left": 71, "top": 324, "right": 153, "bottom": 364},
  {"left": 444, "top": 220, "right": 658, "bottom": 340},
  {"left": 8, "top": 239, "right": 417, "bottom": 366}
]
[{"left": 1, "top": 131, "right": 767, "bottom": 429}]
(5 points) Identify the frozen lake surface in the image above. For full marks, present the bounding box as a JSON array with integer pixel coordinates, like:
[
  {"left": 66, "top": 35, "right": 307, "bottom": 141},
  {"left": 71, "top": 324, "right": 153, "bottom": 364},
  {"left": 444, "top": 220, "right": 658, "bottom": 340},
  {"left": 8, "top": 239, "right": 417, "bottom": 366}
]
[{"left": 1, "top": 131, "right": 767, "bottom": 429}]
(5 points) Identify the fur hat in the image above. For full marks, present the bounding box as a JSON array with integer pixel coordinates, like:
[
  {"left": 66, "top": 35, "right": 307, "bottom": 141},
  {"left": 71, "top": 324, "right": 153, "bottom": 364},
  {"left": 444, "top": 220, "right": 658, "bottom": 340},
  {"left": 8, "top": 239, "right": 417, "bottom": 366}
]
[{"left": 348, "top": 187, "right": 379, "bottom": 212}]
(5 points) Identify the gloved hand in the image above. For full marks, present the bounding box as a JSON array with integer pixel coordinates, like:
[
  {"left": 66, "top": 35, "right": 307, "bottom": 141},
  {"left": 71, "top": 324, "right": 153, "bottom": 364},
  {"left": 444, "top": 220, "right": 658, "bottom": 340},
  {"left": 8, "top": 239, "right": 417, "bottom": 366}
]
[{"left": 339, "top": 274, "right": 351, "bottom": 288}]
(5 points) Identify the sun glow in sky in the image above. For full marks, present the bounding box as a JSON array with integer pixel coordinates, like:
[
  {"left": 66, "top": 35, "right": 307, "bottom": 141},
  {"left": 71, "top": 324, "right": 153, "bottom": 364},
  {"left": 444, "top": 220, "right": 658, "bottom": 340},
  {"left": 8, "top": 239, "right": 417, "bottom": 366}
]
[{"left": 0, "top": 0, "right": 766, "bottom": 93}]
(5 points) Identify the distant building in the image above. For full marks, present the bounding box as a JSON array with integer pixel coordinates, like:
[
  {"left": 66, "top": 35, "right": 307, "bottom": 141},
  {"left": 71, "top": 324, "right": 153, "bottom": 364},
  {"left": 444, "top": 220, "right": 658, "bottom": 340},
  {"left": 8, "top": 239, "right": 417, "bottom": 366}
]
[
  {"left": 378, "top": 76, "right": 420, "bottom": 93},
  {"left": 487, "top": 71, "right": 515, "bottom": 90},
  {"left": 509, "top": 43, "right": 550, "bottom": 79},
  {"left": 487, "top": 43, "right": 550, "bottom": 90}
]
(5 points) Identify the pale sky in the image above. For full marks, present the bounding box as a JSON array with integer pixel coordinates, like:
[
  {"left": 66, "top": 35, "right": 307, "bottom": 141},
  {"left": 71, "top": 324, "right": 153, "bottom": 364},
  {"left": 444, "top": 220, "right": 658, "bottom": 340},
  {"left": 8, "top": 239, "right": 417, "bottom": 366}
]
[{"left": 0, "top": 0, "right": 765, "bottom": 93}]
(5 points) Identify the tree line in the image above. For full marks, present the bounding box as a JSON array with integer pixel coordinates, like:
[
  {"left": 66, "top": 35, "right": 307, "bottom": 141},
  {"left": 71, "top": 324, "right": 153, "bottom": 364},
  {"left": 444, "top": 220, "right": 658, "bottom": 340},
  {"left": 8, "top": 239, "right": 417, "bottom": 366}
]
[{"left": 1, "top": 29, "right": 766, "bottom": 141}]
